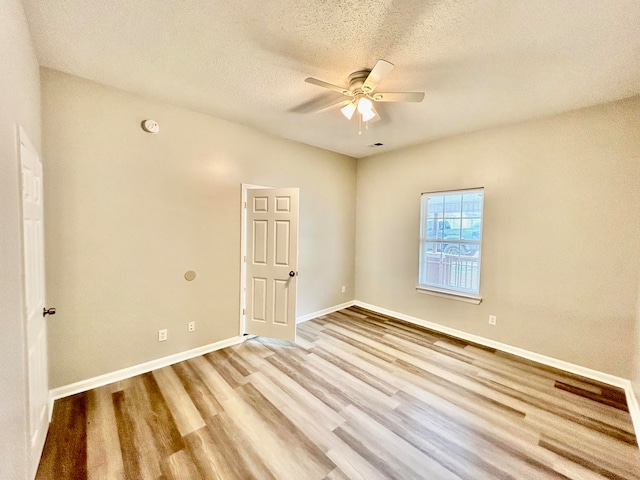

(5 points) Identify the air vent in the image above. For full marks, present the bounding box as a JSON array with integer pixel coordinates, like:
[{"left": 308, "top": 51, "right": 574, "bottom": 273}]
[{"left": 368, "top": 142, "right": 384, "bottom": 147}]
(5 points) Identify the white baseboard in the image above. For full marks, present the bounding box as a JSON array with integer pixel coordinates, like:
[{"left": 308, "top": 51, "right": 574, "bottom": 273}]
[
  {"left": 353, "top": 301, "right": 628, "bottom": 388},
  {"left": 296, "top": 300, "right": 356, "bottom": 324},
  {"left": 626, "top": 386, "right": 640, "bottom": 444},
  {"left": 49, "top": 335, "right": 244, "bottom": 401}
]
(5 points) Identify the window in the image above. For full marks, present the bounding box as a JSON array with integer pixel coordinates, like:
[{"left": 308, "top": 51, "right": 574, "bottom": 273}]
[{"left": 418, "top": 188, "right": 484, "bottom": 300}]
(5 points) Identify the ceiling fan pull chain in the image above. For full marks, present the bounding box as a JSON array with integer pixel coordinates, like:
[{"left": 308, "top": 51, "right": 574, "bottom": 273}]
[{"left": 358, "top": 114, "right": 362, "bottom": 135}]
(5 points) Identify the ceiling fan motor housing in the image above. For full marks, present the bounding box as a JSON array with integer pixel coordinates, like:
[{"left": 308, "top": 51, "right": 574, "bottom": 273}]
[{"left": 348, "top": 70, "right": 371, "bottom": 93}]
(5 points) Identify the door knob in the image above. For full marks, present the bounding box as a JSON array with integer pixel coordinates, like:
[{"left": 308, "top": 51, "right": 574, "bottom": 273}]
[
  {"left": 289, "top": 271, "right": 297, "bottom": 277},
  {"left": 43, "top": 307, "right": 56, "bottom": 317}
]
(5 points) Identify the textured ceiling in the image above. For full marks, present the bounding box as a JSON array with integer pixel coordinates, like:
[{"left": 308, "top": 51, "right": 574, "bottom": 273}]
[{"left": 22, "top": 0, "right": 640, "bottom": 158}]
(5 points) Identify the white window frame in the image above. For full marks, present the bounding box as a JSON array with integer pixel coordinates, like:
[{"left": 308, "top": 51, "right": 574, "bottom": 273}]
[{"left": 417, "top": 187, "right": 484, "bottom": 304}]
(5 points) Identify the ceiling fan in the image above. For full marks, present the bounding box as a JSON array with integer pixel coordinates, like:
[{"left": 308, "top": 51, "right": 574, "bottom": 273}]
[{"left": 305, "top": 59, "right": 424, "bottom": 132}]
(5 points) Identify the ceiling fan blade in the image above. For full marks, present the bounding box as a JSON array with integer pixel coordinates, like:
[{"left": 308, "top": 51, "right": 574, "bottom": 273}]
[
  {"left": 305, "top": 77, "right": 351, "bottom": 96},
  {"left": 362, "top": 59, "right": 394, "bottom": 93},
  {"left": 372, "top": 92, "right": 425, "bottom": 103},
  {"left": 314, "top": 98, "right": 353, "bottom": 113}
]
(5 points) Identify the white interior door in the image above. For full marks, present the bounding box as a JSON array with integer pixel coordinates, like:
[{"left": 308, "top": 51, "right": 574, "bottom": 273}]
[
  {"left": 245, "top": 187, "right": 299, "bottom": 342},
  {"left": 19, "top": 127, "right": 49, "bottom": 479}
]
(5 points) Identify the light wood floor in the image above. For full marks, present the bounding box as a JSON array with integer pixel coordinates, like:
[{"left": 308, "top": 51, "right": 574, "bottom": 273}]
[{"left": 37, "top": 307, "right": 640, "bottom": 479}]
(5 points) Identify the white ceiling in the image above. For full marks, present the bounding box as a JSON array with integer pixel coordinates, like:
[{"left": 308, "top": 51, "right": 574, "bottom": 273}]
[{"left": 22, "top": 0, "right": 640, "bottom": 158}]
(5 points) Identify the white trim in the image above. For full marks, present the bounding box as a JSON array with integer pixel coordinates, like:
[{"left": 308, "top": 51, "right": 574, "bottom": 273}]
[
  {"left": 47, "top": 397, "right": 54, "bottom": 423},
  {"left": 416, "top": 286, "right": 482, "bottom": 304},
  {"left": 49, "top": 336, "right": 244, "bottom": 401},
  {"left": 296, "top": 301, "right": 356, "bottom": 324},
  {"left": 626, "top": 385, "right": 640, "bottom": 443},
  {"left": 353, "top": 301, "right": 629, "bottom": 389}
]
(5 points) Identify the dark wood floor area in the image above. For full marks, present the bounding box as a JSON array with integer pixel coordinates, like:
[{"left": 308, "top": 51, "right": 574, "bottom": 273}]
[{"left": 37, "top": 306, "right": 640, "bottom": 479}]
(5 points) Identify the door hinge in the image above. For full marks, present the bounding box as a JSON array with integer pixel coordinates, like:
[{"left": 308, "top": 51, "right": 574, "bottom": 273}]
[
  {"left": 243, "top": 255, "right": 246, "bottom": 262},
  {"left": 242, "top": 308, "right": 246, "bottom": 315},
  {"left": 244, "top": 201, "right": 247, "bottom": 209}
]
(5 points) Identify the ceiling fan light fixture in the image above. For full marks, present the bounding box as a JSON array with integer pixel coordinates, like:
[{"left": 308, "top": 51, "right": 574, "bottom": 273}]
[
  {"left": 357, "top": 97, "right": 373, "bottom": 115},
  {"left": 361, "top": 107, "right": 376, "bottom": 122},
  {"left": 340, "top": 102, "right": 356, "bottom": 120}
]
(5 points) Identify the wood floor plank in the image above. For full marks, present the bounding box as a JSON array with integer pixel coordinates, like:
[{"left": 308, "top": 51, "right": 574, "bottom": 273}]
[
  {"left": 324, "top": 467, "right": 351, "bottom": 480},
  {"left": 394, "top": 391, "right": 576, "bottom": 480},
  {"left": 112, "top": 390, "right": 143, "bottom": 480},
  {"left": 325, "top": 439, "right": 390, "bottom": 480},
  {"left": 555, "top": 380, "right": 628, "bottom": 411},
  {"left": 36, "top": 393, "right": 88, "bottom": 480},
  {"left": 526, "top": 411, "right": 640, "bottom": 469},
  {"left": 183, "top": 420, "right": 270, "bottom": 480},
  {"left": 310, "top": 344, "right": 399, "bottom": 397},
  {"left": 38, "top": 307, "right": 640, "bottom": 480},
  {"left": 393, "top": 356, "right": 529, "bottom": 420},
  {"left": 160, "top": 449, "right": 202, "bottom": 480},
  {"left": 397, "top": 389, "right": 613, "bottom": 480},
  {"left": 285, "top": 349, "right": 401, "bottom": 411},
  {"left": 87, "top": 386, "right": 124, "bottom": 475},
  {"left": 474, "top": 374, "right": 637, "bottom": 445},
  {"left": 476, "top": 368, "right": 634, "bottom": 433},
  {"left": 219, "top": 384, "right": 334, "bottom": 479},
  {"left": 237, "top": 382, "right": 336, "bottom": 473},
  {"left": 117, "top": 377, "right": 167, "bottom": 479},
  {"left": 171, "top": 361, "right": 223, "bottom": 421},
  {"left": 186, "top": 355, "right": 236, "bottom": 403},
  {"left": 336, "top": 404, "right": 462, "bottom": 480},
  {"left": 266, "top": 352, "right": 352, "bottom": 412},
  {"left": 152, "top": 366, "right": 206, "bottom": 437},
  {"left": 87, "top": 461, "right": 125, "bottom": 480},
  {"left": 139, "top": 372, "right": 185, "bottom": 457},
  {"left": 322, "top": 328, "right": 397, "bottom": 363},
  {"left": 539, "top": 434, "right": 639, "bottom": 480},
  {"left": 248, "top": 350, "right": 347, "bottom": 429},
  {"left": 248, "top": 371, "right": 343, "bottom": 453}
]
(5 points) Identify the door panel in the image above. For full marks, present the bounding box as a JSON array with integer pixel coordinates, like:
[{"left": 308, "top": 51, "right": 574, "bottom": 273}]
[
  {"left": 253, "top": 220, "right": 268, "bottom": 264},
  {"left": 274, "top": 221, "right": 290, "bottom": 265},
  {"left": 245, "top": 187, "right": 299, "bottom": 342},
  {"left": 252, "top": 277, "right": 267, "bottom": 322},
  {"left": 273, "top": 279, "right": 289, "bottom": 325},
  {"left": 20, "top": 127, "right": 49, "bottom": 478}
]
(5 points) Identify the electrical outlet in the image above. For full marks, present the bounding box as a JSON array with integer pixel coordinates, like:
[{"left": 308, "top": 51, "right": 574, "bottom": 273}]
[
  {"left": 341, "top": 285, "right": 346, "bottom": 294},
  {"left": 188, "top": 321, "right": 195, "bottom": 332},
  {"left": 158, "top": 329, "right": 168, "bottom": 342},
  {"left": 489, "top": 315, "right": 497, "bottom": 326}
]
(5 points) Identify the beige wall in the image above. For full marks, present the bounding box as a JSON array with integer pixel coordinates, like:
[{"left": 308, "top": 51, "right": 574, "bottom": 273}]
[
  {"left": 356, "top": 96, "right": 640, "bottom": 378},
  {"left": 0, "top": 1, "right": 42, "bottom": 478},
  {"left": 38, "top": 66, "right": 640, "bottom": 389},
  {"left": 42, "top": 69, "right": 356, "bottom": 389}
]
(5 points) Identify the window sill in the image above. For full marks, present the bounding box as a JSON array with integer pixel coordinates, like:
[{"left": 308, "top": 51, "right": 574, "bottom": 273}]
[{"left": 415, "top": 286, "right": 482, "bottom": 305}]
